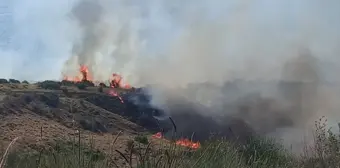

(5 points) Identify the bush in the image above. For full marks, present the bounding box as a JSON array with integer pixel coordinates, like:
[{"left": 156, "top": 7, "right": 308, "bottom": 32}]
[
  {"left": 76, "top": 83, "right": 87, "bottom": 90},
  {"left": 61, "top": 80, "right": 75, "bottom": 86},
  {"left": 134, "top": 135, "right": 149, "bottom": 145},
  {"left": 99, "top": 83, "right": 107, "bottom": 87},
  {"left": 241, "top": 136, "right": 293, "bottom": 167},
  {"left": 81, "top": 80, "right": 95, "bottom": 87},
  {"left": 22, "top": 80, "right": 29, "bottom": 84},
  {"left": 0, "top": 78, "right": 9, "bottom": 84},
  {"left": 8, "top": 78, "right": 20, "bottom": 84},
  {"left": 38, "top": 80, "right": 61, "bottom": 90}
]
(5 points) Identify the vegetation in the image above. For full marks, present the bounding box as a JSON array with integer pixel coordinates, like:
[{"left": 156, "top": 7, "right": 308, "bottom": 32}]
[
  {"left": 61, "top": 80, "right": 75, "bottom": 86},
  {"left": 1, "top": 118, "right": 340, "bottom": 168},
  {"left": 76, "top": 82, "right": 87, "bottom": 90},
  {"left": 0, "top": 79, "right": 9, "bottom": 84},
  {"left": 38, "top": 80, "right": 61, "bottom": 90},
  {"left": 8, "top": 79, "right": 20, "bottom": 84},
  {"left": 134, "top": 135, "right": 149, "bottom": 145}
]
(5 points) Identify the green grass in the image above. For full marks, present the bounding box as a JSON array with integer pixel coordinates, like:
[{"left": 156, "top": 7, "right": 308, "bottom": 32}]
[{"left": 1, "top": 117, "right": 340, "bottom": 168}]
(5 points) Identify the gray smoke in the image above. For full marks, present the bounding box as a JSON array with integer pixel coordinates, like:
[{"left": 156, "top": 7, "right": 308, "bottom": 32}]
[{"left": 57, "top": 0, "right": 340, "bottom": 153}]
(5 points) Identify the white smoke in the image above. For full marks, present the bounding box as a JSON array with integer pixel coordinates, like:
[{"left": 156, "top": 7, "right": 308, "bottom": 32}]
[{"left": 2, "top": 0, "right": 340, "bottom": 153}]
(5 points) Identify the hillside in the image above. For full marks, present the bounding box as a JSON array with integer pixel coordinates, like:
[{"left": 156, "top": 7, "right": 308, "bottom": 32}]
[{"left": 0, "top": 81, "right": 169, "bottom": 167}]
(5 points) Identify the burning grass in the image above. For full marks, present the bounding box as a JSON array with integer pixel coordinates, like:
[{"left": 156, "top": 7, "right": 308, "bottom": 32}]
[{"left": 1, "top": 117, "right": 340, "bottom": 168}]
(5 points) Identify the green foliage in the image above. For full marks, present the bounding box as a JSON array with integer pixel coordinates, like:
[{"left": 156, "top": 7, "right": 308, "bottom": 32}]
[
  {"left": 8, "top": 79, "right": 20, "bottom": 84},
  {"left": 80, "top": 80, "right": 95, "bottom": 87},
  {"left": 134, "top": 135, "right": 149, "bottom": 145},
  {"left": 76, "top": 82, "right": 87, "bottom": 90},
  {"left": 38, "top": 80, "right": 61, "bottom": 90},
  {"left": 22, "top": 80, "right": 29, "bottom": 84},
  {"left": 75, "top": 80, "right": 95, "bottom": 90},
  {"left": 5, "top": 141, "right": 106, "bottom": 168},
  {"left": 61, "top": 80, "right": 75, "bottom": 86},
  {"left": 241, "top": 136, "right": 294, "bottom": 167},
  {"left": 0, "top": 78, "right": 9, "bottom": 84}
]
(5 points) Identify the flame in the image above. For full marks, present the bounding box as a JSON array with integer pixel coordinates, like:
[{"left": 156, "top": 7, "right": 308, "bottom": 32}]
[
  {"left": 151, "top": 132, "right": 201, "bottom": 149},
  {"left": 63, "top": 65, "right": 131, "bottom": 104},
  {"left": 108, "top": 89, "right": 124, "bottom": 103},
  {"left": 175, "top": 139, "right": 201, "bottom": 149},
  {"left": 63, "top": 65, "right": 92, "bottom": 82},
  {"left": 63, "top": 65, "right": 131, "bottom": 90},
  {"left": 110, "top": 73, "right": 131, "bottom": 89}
]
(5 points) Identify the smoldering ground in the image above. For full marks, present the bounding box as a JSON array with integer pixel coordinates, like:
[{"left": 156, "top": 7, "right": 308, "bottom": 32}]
[{"left": 26, "top": 0, "right": 340, "bottom": 153}]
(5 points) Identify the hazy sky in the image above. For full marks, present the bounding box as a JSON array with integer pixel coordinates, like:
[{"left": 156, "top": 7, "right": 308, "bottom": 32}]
[{"left": 0, "top": 0, "right": 340, "bottom": 82}]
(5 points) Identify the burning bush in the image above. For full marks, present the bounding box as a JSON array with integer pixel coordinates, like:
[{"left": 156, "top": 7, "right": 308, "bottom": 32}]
[{"left": 38, "top": 80, "right": 61, "bottom": 90}]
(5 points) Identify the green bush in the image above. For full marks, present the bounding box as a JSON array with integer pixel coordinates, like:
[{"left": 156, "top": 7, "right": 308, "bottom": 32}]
[
  {"left": 38, "top": 80, "right": 61, "bottom": 90},
  {"left": 81, "top": 80, "right": 95, "bottom": 87},
  {"left": 61, "top": 80, "right": 75, "bottom": 86},
  {"left": 0, "top": 78, "right": 9, "bottom": 84},
  {"left": 76, "top": 83, "right": 87, "bottom": 90},
  {"left": 22, "top": 80, "right": 29, "bottom": 84},
  {"left": 134, "top": 135, "right": 149, "bottom": 145},
  {"left": 8, "top": 79, "right": 20, "bottom": 84}
]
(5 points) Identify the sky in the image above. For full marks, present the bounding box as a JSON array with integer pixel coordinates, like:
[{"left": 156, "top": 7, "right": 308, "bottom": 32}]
[{"left": 0, "top": 0, "right": 340, "bottom": 82}]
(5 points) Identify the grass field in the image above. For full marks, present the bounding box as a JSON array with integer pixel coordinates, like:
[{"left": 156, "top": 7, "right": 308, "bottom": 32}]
[{"left": 1, "top": 117, "right": 339, "bottom": 168}]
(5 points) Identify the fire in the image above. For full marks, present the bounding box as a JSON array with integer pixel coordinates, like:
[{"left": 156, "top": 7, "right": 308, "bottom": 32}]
[
  {"left": 176, "top": 139, "right": 201, "bottom": 149},
  {"left": 63, "top": 64, "right": 131, "bottom": 104},
  {"left": 151, "top": 132, "right": 201, "bottom": 149},
  {"left": 63, "top": 65, "right": 92, "bottom": 82},
  {"left": 108, "top": 89, "right": 124, "bottom": 103},
  {"left": 110, "top": 73, "right": 131, "bottom": 89},
  {"left": 63, "top": 65, "right": 132, "bottom": 90}
]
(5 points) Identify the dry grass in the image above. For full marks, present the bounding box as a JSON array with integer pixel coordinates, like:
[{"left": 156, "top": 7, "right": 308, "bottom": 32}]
[
  {"left": 0, "top": 137, "right": 19, "bottom": 168},
  {"left": 1, "top": 117, "right": 340, "bottom": 168}
]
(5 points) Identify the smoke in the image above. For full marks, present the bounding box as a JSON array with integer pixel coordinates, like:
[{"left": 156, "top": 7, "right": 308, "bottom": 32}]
[{"left": 3, "top": 0, "right": 340, "bottom": 153}]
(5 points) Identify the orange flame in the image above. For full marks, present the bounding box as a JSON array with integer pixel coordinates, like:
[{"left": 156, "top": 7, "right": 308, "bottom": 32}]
[
  {"left": 63, "top": 65, "right": 92, "bottom": 82},
  {"left": 111, "top": 73, "right": 131, "bottom": 89},
  {"left": 151, "top": 132, "right": 201, "bottom": 149},
  {"left": 108, "top": 89, "right": 124, "bottom": 103}
]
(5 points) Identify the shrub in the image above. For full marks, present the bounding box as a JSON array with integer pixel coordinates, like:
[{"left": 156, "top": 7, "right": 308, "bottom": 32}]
[
  {"left": 134, "top": 135, "right": 149, "bottom": 145},
  {"left": 76, "top": 83, "right": 87, "bottom": 90},
  {"left": 38, "top": 80, "right": 61, "bottom": 90},
  {"left": 61, "top": 80, "right": 75, "bottom": 86},
  {"left": 81, "top": 80, "right": 95, "bottom": 87},
  {"left": 22, "top": 80, "right": 29, "bottom": 84},
  {"left": 99, "top": 83, "right": 107, "bottom": 87},
  {"left": 8, "top": 79, "right": 20, "bottom": 84},
  {"left": 0, "top": 78, "right": 9, "bottom": 84}
]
